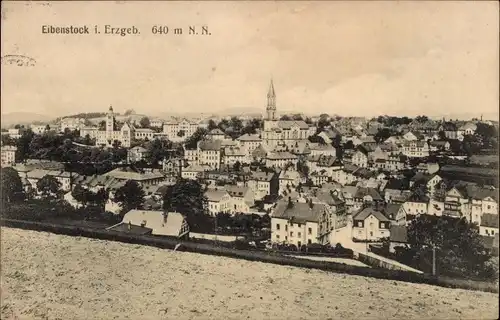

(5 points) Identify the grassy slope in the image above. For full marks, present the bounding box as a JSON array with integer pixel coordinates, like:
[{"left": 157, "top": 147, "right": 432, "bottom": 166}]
[{"left": 1, "top": 228, "right": 498, "bottom": 320}]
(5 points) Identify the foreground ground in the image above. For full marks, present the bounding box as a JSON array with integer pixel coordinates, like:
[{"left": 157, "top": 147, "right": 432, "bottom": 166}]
[{"left": 1, "top": 228, "right": 498, "bottom": 320}]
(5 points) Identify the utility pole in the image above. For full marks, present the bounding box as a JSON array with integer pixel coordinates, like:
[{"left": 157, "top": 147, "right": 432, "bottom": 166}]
[{"left": 432, "top": 243, "right": 436, "bottom": 276}]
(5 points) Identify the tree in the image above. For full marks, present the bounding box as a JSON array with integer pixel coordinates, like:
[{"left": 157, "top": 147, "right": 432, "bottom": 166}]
[
  {"left": 113, "top": 180, "right": 145, "bottom": 214},
  {"left": 438, "top": 130, "right": 446, "bottom": 141},
  {"left": 401, "top": 215, "right": 496, "bottom": 280},
  {"left": 71, "top": 184, "right": 91, "bottom": 207},
  {"left": 145, "top": 138, "right": 173, "bottom": 165},
  {"left": 207, "top": 119, "right": 218, "bottom": 131},
  {"left": 139, "top": 117, "right": 150, "bottom": 128},
  {"left": 185, "top": 128, "right": 208, "bottom": 149},
  {"left": 98, "top": 120, "right": 106, "bottom": 130},
  {"left": 415, "top": 115, "right": 429, "bottom": 123},
  {"left": 291, "top": 114, "right": 304, "bottom": 121},
  {"left": 280, "top": 115, "right": 291, "bottom": 121},
  {"left": 344, "top": 140, "right": 354, "bottom": 150},
  {"left": 233, "top": 161, "right": 241, "bottom": 172},
  {"left": 16, "top": 129, "right": 35, "bottom": 162},
  {"left": 374, "top": 128, "right": 393, "bottom": 143},
  {"left": 162, "top": 179, "right": 210, "bottom": 232},
  {"left": 1, "top": 167, "right": 24, "bottom": 203},
  {"left": 36, "top": 175, "right": 62, "bottom": 200},
  {"left": 297, "top": 160, "right": 310, "bottom": 178},
  {"left": 177, "top": 130, "right": 185, "bottom": 137},
  {"left": 241, "top": 118, "right": 262, "bottom": 135}
]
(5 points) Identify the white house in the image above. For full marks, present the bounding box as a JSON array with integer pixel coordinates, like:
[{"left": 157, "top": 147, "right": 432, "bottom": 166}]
[
  {"left": 163, "top": 118, "right": 198, "bottom": 141},
  {"left": 271, "top": 200, "right": 326, "bottom": 247},
  {"left": 1, "top": 145, "right": 17, "bottom": 167},
  {"left": 198, "top": 140, "right": 222, "bottom": 170},
  {"left": 225, "top": 185, "right": 255, "bottom": 214},
  {"left": 479, "top": 213, "right": 499, "bottom": 237},
  {"left": 351, "top": 207, "right": 390, "bottom": 241},
  {"left": 205, "top": 189, "right": 232, "bottom": 216},
  {"left": 265, "top": 151, "right": 298, "bottom": 169},
  {"left": 400, "top": 141, "right": 430, "bottom": 158},
  {"left": 127, "top": 146, "right": 148, "bottom": 163},
  {"left": 109, "top": 210, "right": 190, "bottom": 238}
]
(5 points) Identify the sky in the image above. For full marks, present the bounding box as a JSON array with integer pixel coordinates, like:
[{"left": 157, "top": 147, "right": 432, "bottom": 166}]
[{"left": 1, "top": 1, "right": 499, "bottom": 119}]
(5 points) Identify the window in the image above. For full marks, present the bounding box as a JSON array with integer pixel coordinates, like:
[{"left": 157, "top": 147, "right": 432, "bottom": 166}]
[
  {"left": 285, "top": 225, "right": 288, "bottom": 231},
  {"left": 308, "top": 228, "right": 312, "bottom": 235},
  {"left": 357, "top": 221, "right": 362, "bottom": 227},
  {"left": 298, "top": 232, "right": 301, "bottom": 238},
  {"left": 487, "top": 205, "right": 491, "bottom": 210},
  {"left": 370, "top": 231, "right": 373, "bottom": 237},
  {"left": 298, "top": 223, "right": 301, "bottom": 228},
  {"left": 285, "top": 236, "right": 288, "bottom": 241},
  {"left": 290, "top": 232, "right": 294, "bottom": 237},
  {"left": 276, "top": 235, "right": 280, "bottom": 239},
  {"left": 380, "top": 223, "right": 385, "bottom": 229},
  {"left": 276, "top": 224, "right": 280, "bottom": 230},
  {"left": 308, "top": 239, "right": 312, "bottom": 244}
]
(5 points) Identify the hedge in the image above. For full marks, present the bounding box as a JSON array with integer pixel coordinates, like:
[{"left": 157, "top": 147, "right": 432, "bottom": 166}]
[{"left": 1, "top": 218, "right": 498, "bottom": 293}]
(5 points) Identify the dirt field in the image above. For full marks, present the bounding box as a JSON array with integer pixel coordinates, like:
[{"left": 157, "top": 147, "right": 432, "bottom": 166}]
[{"left": 1, "top": 228, "right": 498, "bottom": 320}]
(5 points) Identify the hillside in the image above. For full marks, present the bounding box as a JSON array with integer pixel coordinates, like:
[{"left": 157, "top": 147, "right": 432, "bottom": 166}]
[
  {"left": 1, "top": 228, "right": 498, "bottom": 320},
  {"left": 0, "top": 112, "right": 56, "bottom": 127}
]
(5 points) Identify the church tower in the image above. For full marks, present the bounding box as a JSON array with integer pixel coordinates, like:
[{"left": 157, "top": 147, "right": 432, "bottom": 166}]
[
  {"left": 266, "top": 79, "right": 277, "bottom": 121},
  {"left": 106, "top": 105, "right": 115, "bottom": 136}
]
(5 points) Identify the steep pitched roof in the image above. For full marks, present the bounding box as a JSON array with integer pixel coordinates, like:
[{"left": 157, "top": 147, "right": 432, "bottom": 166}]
[
  {"left": 352, "top": 207, "right": 390, "bottom": 222},
  {"left": 205, "top": 189, "right": 230, "bottom": 202},
  {"left": 273, "top": 201, "right": 326, "bottom": 223}
]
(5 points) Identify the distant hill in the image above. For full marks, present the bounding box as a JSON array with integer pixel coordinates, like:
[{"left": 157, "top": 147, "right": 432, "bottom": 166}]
[{"left": 1, "top": 112, "right": 56, "bottom": 128}]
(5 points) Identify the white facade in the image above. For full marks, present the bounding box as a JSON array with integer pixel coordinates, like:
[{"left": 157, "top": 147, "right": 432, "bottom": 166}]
[
  {"left": 163, "top": 119, "right": 198, "bottom": 141},
  {"left": 271, "top": 217, "right": 319, "bottom": 247},
  {"left": 79, "top": 106, "right": 134, "bottom": 148},
  {"left": 1, "top": 145, "right": 17, "bottom": 167}
]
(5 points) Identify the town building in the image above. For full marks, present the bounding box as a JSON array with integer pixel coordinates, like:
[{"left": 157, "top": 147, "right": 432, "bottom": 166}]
[
  {"left": 163, "top": 118, "right": 198, "bottom": 141},
  {"left": 108, "top": 210, "right": 189, "bottom": 238},
  {"left": 80, "top": 106, "right": 134, "bottom": 148},
  {"left": 205, "top": 189, "right": 232, "bottom": 216},
  {"left": 1, "top": 145, "right": 17, "bottom": 167},
  {"left": 198, "top": 140, "right": 222, "bottom": 170},
  {"left": 271, "top": 199, "right": 325, "bottom": 247},
  {"left": 265, "top": 151, "right": 298, "bottom": 169},
  {"left": 59, "top": 117, "right": 86, "bottom": 132},
  {"left": 351, "top": 207, "right": 390, "bottom": 241},
  {"left": 261, "top": 80, "right": 310, "bottom": 148},
  {"left": 127, "top": 146, "right": 148, "bottom": 163}
]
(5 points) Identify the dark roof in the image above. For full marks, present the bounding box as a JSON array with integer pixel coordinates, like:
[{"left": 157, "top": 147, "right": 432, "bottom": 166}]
[
  {"left": 481, "top": 213, "right": 499, "bottom": 228},
  {"left": 385, "top": 203, "right": 403, "bottom": 220},
  {"left": 384, "top": 178, "right": 409, "bottom": 191},
  {"left": 352, "top": 207, "right": 390, "bottom": 222},
  {"left": 354, "top": 187, "right": 383, "bottom": 201},
  {"left": 108, "top": 222, "right": 153, "bottom": 235},
  {"left": 390, "top": 225, "right": 407, "bottom": 243},
  {"left": 273, "top": 201, "right": 326, "bottom": 223}
]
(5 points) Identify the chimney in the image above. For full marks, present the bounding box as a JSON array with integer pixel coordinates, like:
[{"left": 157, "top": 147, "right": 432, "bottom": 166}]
[{"left": 128, "top": 221, "right": 132, "bottom": 230}]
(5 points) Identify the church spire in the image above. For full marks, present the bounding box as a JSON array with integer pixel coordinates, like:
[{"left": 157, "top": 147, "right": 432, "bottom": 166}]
[
  {"left": 267, "top": 79, "right": 276, "bottom": 98},
  {"left": 266, "top": 78, "right": 276, "bottom": 120}
]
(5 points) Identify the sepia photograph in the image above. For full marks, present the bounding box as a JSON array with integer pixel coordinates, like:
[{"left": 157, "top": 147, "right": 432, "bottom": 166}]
[{"left": 1, "top": 1, "right": 499, "bottom": 319}]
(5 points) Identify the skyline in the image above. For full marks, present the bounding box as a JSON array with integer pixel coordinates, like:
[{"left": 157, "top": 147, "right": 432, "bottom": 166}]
[{"left": 1, "top": 1, "right": 499, "bottom": 120}]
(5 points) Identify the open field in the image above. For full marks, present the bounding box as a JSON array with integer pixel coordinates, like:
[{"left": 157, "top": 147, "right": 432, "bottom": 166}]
[{"left": 1, "top": 227, "right": 499, "bottom": 320}]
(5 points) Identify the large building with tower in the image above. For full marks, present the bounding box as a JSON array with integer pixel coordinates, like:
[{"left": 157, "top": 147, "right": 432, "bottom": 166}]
[
  {"left": 261, "top": 80, "right": 311, "bottom": 148},
  {"left": 80, "top": 106, "right": 134, "bottom": 148}
]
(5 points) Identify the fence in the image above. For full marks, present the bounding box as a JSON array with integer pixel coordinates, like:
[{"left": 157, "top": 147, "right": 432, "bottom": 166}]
[{"left": 1, "top": 218, "right": 497, "bottom": 293}]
